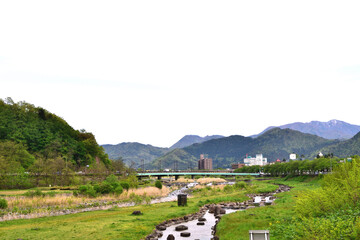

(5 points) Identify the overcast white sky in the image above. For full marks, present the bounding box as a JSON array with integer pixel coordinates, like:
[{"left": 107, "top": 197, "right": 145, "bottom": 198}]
[{"left": 1, "top": 0, "right": 360, "bottom": 147}]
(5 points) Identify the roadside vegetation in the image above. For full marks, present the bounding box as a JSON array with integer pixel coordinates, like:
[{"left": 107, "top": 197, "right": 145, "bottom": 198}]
[{"left": 218, "top": 156, "right": 360, "bottom": 240}]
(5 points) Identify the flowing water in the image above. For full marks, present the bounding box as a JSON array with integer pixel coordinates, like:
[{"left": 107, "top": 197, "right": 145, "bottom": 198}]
[{"left": 158, "top": 209, "right": 240, "bottom": 240}]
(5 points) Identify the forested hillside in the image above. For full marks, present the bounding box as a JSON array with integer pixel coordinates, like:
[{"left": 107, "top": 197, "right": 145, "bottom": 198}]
[
  {"left": 0, "top": 98, "right": 114, "bottom": 188},
  {"left": 320, "top": 131, "right": 360, "bottom": 157},
  {"left": 102, "top": 142, "right": 169, "bottom": 168},
  {"left": 152, "top": 128, "right": 338, "bottom": 170}
]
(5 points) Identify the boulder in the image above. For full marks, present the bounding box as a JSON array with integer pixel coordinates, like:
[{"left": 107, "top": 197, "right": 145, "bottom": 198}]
[
  {"left": 131, "top": 211, "right": 142, "bottom": 215},
  {"left": 180, "top": 232, "right": 191, "bottom": 237},
  {"left": 198, "top": 217, "right": 207, "bottom": 222},
  {"left": 166, "top": 234, "right": 175, "bottom": 240},
  {"left": 175, "top": 225, "right": 188, "bottom": 231},
  {"left": 197, "top": 222, "right": 205, "bottom": 225},
  {"left": 214, "top": 206, "right": 221, "bottom": 216},
  {"left": 156, "top": 225, "right": 166, "bottom": 231}
]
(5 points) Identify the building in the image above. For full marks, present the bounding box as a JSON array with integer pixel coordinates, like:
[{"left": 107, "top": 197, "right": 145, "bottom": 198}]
[
  {"left": 289, "top": 153, "right": 297, "bottom": 160},
  {"left": 243, "top": 154, "right": 268, "bottom": 166},
  {"left": 231, "top": 163, "right": 245, "bottom": 169},
  {"left": 198, "top": 154, "right": 213, "bottom": 170}
]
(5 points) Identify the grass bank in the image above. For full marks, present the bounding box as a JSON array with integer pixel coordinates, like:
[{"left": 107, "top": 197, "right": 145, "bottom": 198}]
[{"left": 216, "top": 176, "right": 321, "bottom": 240}]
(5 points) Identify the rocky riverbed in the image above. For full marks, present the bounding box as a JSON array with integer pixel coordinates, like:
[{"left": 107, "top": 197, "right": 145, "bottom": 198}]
[{"left": 145, "top": 184, "right": 291, "bottom": 240}]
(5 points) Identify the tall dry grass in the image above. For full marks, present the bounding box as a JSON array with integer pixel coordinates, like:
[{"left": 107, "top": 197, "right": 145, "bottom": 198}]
[
  {"left": 175, "top": 177, "right": 195, "bottom": 183},
  {"left": 4, "top": 186, "right": 171, "bottom": 211},
  {"left": 196, "top": 177, "right": 227, "bottom": 184}
]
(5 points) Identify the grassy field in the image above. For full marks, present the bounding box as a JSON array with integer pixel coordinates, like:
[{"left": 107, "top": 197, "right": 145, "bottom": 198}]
[
  {"left": 0, "top": 179, "right": 284, "bottom": 240},
  {"left": 216, "top": 176, "right": 321, "bottom": 240},
  {"left": 0, "top": 180, "right": 278, "bottom": 240}
]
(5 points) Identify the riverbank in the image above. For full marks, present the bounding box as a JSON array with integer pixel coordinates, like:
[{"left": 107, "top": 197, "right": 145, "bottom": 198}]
[
  {"left": 216, "top": 176, "right": 321, "bottom": 239},
  {"left": 0, "top": 180, "right": 276, "bottom": 239},
  {"left": 147, "top": 184, "right": 291, "bottom": 240}
]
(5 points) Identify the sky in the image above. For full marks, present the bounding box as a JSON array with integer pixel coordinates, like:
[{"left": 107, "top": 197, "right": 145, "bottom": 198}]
[{"left": 1, "top": 0, "right": 360, "bottom": 148}]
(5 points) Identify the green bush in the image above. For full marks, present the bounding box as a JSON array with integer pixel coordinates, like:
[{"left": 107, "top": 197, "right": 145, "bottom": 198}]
[
  {"left": 120, "top": 182, "right": 130, "bottom": 191},
  {"left": 155, "top": 180, "right": 162, "bottom": 189},
  {"left": 24, "top": 189, "right": 44, "bottom": 198},
  {"left": 78, "top": 184, "right": 97, "bottom": 197},
  {"left": 114, "top": 186, "right": 123, "bottom": 195},
  {"left": 97, "top": 182, "right": 113, "bottom": 194},
  {"left": 0, "top": 198, "right": 8, "bottom": 209},
  {"left": 234, "top": 181, "right": 247, "bottom": 189}
]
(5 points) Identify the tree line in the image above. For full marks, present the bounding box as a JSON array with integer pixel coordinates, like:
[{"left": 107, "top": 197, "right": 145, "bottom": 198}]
[{"left": 234, "top": 156, "right": 356, "bottom": 176}]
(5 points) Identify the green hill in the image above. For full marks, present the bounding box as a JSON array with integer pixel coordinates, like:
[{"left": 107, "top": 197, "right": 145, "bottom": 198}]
[
  {"left": 319, "top": 132, "right": 360, "bottom": 157},
  {"left": 0, "top": 98, "right": 109, "bottom": 169},
  {"left": 102, "top": 142, "right": 169, "bottom": 168},
  {"left": 152, "top": 148, "right": 198, "bottom": 170}
]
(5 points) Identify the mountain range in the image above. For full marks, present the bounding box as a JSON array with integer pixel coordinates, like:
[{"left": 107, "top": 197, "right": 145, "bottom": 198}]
[
  {"left": 253, "top": 120, "right": 360, "bottom": 140},
  {"left": 101, "top": 135, "right": 224, "bottom": 168},
  {"left": 153, "top": 128, "right": 340, "bottom": 170},
  {"left": 102, "top": 119, "right": 360, "bottom": 170},
  {"left": 101, "top": 142, "right": 168, "bottom": 168}
]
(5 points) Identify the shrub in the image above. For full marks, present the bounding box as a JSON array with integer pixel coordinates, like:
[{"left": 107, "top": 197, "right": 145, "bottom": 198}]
[
  {"left": 155, "top": 180, "right": 162, "bottom": 189},
  {"left": 120, "top": 182, "right": 130, "bottom": 191},
  {"left": 105, "top": 174, "right": 118, "bottom": 184},
  {"left": 24, "top": 189, "right": 44, "bottom": 197},
  {"left": 78, "top": 184, "right": 97, "bottom": 197},
  {"left": 234, "top": 181, "right": 247, "bottom": 189},
  {"left": 223, "top": 185, "right": 234, "bottom": 193},
  {"left": 114, "top": 186, "right": 123, "bottom": 196},
  {"left": 97, "top": 182, "right": 113, "bottom": 194},
  {"left": 0, "top": 198, "right": 8, "bottom": 209}
]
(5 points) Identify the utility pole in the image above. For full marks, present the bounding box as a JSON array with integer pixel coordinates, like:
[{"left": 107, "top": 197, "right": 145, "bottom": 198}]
[{"left": 141, "top": 159, "right": 145, "bottom": 171}]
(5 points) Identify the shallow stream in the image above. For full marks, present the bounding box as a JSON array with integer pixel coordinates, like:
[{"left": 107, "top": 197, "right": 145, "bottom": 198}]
[{"left": 158, "top": 209, "right": 240, "bottom": 240}]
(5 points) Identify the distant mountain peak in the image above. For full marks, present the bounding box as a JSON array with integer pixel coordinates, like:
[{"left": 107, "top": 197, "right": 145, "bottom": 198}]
[
  {"left": 253, "top": 120, "right": 360, "bottom": 140},
  {"left": 170, "top": 135, "right": 224, "bottom": 149}
]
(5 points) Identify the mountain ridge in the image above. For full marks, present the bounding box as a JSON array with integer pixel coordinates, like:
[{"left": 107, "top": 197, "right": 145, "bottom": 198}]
[
  {"left": 252, "top": 119, "right": 360, "bottom": 140},
  {"left": 170, "top": 135, "right": 224, "bottom": 149},
  {"left": 151, "top": 128, "right": 338, "bottom": 170}
]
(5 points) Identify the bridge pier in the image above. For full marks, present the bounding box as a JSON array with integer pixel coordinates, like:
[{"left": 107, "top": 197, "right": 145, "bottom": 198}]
[
  {"left": 175, "top": 175, "right": 179, "bottom": 181},
  {"left": 191, "top": 175, "right": 194, "bottom": 179},
  {"left": 157, "top": 175, "right": 162, "bottom": 180}
]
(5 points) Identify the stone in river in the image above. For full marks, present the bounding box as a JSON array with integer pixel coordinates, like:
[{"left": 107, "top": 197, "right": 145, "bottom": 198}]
[
  {"left": 175, "top": 225, "right": 188, "bottom": 231},
  {"left": 167, "top": 234, "right": 175, "bottom": 240},
  {"left": 180, "top": 232, "right": 191, "bottom": 237}
]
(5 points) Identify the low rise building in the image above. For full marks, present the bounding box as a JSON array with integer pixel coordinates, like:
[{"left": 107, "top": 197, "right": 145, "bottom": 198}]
[
  {"left": 244, "top": 154, "right": 268, "bottom": 166},
  {"left": 231, "top": 163, "right": 245, "bottom": 169},
  {"left": 289, "top": 153, "right": 297, "bottom": 160}
]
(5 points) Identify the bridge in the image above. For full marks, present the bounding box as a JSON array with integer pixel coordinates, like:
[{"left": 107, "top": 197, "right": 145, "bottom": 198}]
[{"left": 136, "top": 171, "right": 260, "bottom": 180}]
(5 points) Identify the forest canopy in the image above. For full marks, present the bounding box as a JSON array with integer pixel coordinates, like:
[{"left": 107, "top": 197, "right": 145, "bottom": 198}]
[{"left": 0, "top": 97, "right": 110, "bottom": 170}]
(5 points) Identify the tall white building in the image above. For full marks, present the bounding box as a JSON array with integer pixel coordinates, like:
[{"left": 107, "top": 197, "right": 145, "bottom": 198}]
[{"left": 244, "top": 154, "right": 268, "bottom": 166}]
